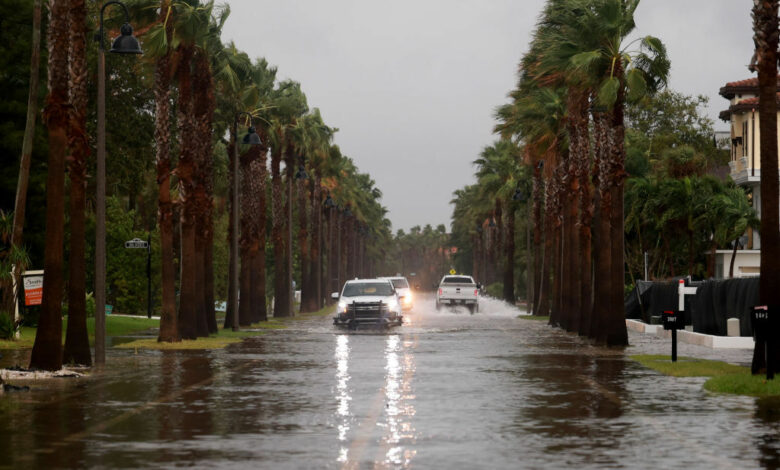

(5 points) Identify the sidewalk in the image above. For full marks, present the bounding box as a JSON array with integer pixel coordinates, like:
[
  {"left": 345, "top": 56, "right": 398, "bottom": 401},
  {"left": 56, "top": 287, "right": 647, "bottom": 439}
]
[{"left": 626, "top": 319, "right": 754, "bottom": 367}]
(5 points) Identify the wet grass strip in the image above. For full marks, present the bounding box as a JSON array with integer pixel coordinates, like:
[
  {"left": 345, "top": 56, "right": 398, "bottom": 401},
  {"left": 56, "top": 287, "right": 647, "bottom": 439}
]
[
  {"left": 631, "top": 354, "right": 780, "bottom": 397},
  {"left": 117, "top": 305, "right": 336, "bottom": 350},
  {"left": 0, "top": 316, "right": 160, "bottom": 350},
  {"left": 518, "top": 315, "right": 549, "bottom": 321}
]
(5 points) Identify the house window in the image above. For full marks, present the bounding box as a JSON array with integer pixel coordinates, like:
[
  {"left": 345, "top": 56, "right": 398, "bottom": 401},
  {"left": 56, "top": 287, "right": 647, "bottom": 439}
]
[{"left": 743, "top": 121, "right": 748, "bottom": 157}]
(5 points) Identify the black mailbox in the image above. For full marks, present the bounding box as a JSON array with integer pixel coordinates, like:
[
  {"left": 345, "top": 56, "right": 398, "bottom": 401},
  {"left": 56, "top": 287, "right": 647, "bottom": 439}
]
[
  {"left": 752, "top": 306, "right": 769, "bottom": 340},
  {"left": 662, "top": 310, "right": 683, "bottom": 331}
]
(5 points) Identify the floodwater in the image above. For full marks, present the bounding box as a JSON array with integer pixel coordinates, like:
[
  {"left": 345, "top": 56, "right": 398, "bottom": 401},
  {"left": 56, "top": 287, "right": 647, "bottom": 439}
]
[{"left": 1, "top": 294, "right": 779, "bottom": 469}]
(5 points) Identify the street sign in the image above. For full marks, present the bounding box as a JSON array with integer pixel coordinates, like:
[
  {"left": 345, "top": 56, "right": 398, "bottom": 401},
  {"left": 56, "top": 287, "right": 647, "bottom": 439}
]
[{"left": 124, "top": 238, "right": 149, "bottom": 249}]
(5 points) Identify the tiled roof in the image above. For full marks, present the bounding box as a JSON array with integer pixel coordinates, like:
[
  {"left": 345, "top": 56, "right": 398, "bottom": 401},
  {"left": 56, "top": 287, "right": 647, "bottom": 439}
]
[
  {"left": 720, "top": 75, "right": 780, "bottom": 99},
  {"left": 724, "top": 77, "right": 759, "bottom": 88},
  {"left": 719, "top": 92, "right": 780, "bottom": 121}
]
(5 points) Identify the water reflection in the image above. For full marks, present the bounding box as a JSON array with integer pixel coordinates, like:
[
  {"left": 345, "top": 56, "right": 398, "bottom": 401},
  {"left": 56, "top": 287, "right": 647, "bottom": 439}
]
[
  {"left": 518, "top": 351, "right": 627, "bottom": 465},
  {"left": 335, "top": 334, "right": 351, "bottom": 463},
  {"left": 382, "top": 334, "right": 417, "bottom": 467},
  {"left": 333, "top": 332, "right": 417, "bottom": 468},
  {"left": 754, "top": 397, "right": 780, "bottom": 469}
]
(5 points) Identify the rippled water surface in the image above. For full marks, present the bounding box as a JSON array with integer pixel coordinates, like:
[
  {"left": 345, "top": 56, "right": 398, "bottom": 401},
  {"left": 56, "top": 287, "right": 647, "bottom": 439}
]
[{"left": 1, "top": 294, "right": 779, "bottom": 469}]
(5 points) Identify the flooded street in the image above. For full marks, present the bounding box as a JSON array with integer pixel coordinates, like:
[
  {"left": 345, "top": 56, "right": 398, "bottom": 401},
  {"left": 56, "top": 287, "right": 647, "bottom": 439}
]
[{"left": 2, "top": 294, "right": 780, "bottom": 469}]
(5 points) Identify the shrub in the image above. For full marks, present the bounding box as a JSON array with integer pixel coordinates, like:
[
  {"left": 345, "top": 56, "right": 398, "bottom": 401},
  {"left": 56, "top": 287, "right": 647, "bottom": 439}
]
[
  {"left": 0, "top": 313, "right": 16, "bottom": 340},
  {"left": 486, "top": 282, "right": 503, "bottom": 298}
]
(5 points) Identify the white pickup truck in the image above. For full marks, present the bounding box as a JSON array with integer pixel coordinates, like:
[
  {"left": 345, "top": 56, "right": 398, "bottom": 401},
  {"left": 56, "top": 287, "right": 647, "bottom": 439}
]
[{"left": 435, "top": 275, "right": 480, "bottom": 313}]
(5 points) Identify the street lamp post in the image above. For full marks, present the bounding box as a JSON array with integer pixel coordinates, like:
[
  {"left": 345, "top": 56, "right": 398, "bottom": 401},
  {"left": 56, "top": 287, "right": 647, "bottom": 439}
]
[
  {"left": 231, "top": 113, "right": 263, "bottom": 331},
  {"left": 95, "top": 1, "right": 142, "bottom": 366}
]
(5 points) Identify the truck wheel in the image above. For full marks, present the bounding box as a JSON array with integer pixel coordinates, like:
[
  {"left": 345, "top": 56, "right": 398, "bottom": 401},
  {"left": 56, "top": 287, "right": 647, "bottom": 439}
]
[
  {"left": 435, "top": 301, "right": 441, "bottom": 311},
  {"left": 468, "top": 304, "right": 475, "bottom": 314},
  {"left": 474, "top": 304, "right": 479, "bottom": 313}
]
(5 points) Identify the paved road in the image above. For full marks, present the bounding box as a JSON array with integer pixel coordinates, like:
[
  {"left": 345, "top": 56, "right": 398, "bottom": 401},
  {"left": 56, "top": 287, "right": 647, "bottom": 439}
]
[{"left": 0, "top": 294, "right": 778, "bottom": 469}]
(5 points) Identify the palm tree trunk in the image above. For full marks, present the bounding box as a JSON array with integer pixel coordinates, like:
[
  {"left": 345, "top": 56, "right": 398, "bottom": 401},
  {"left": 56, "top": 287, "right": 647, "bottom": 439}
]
[
  {"left": 238, "top": 147, "right": 254, "bottom": 326},
  {"left": 63, "top": 0, "right": 91, "bottom": 366},
  {"left": 256, "top": 145, "right": 269, "bottom": 321},
  {"left": 548, "top": 163, "right": 565, "bottom": 326},
  {"left": 311, "top": 176, "right": 323, "bottom": 309},
  {"left": 271, "top": 146, "right": 288, "bottom": 317},
  {"left": 224, "top": 129, "right": 236, "bottom": 329},
  {"left": 155, "top": 12, "right": 178, "bottom": 341},
  {"left": 605, "top": 65, "right": 629, "bottom": 347},
  {"left": 281, "top": 149, "right": 295, "bottom": 317},
  {"left": 175, "top": 45, "right": 198, "bottom": 340},
  {"left": 3, "top": 0, "right": 43, "bottom": 319},
  {"left": 298, "top": 176, "right": 314, "bottom": 312},
  {"left": 191, "top": 49, "right": 213, "bottom": 338},
  {"left": 570, "top": 90, "right": 592, "bottom": 337},
  {"left": 532, "top": 162, "right": 544, "bottom": 315},
  {"left": 503, "top": 204, "right": 515, "bottom": 303},
  {"left": 752, "top": 0, "right": 780, "bottom": 374},
  {"left": 589, "top": 111, "right": 608, "bottom": 340},
  {"left": 30, "top": 0, "right": 69, "bottom": 371}
]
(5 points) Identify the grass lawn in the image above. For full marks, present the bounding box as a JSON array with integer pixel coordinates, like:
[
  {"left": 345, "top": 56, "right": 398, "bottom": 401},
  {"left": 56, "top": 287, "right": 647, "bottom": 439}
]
[
  {"left": 0, "top": 316, "right": 159, "bottom": 350},
  {"left": 632, "top": 354, "right": 780, "bottom": 398},
  {"left": 518, "top": 315, "right": 549, "bottom": 321},
  {"left": 117, "top": 304, "right": 337, "bottom": 351}
]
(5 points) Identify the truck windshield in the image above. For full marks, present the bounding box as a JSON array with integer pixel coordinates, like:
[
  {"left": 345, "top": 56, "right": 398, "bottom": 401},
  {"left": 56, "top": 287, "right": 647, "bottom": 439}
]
[
  {"left": 343, "top": 282, "right": 394, "bottom": 297},
  {"left": 442, "top": 276, "right": 473, "bottom": 284},
  {"left": 389, "top": 279, "right": 409, "bottom": 289}
]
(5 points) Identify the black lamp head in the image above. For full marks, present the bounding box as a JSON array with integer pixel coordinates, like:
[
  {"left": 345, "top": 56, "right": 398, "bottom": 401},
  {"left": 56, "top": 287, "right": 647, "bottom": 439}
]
[
  {"left": 324, "top": 194, "right": 336, "bottom": 208},
  {"left": 110, "top": 23, "right": 143, "bottom": 54},
  {"left": 243, "top": 126, "right": 263, "bottom": 146},
  {"left": 295, "top": 165, "right": 308, "bottom": 180},
  {"left": 513, "top": 187, "right": 526, "bottom": 201}
]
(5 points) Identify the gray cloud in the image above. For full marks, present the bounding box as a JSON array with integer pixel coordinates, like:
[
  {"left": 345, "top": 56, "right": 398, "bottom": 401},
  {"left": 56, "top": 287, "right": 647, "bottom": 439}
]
[{"left": 222, "top": 0, "right": 754, "bottom": 232}]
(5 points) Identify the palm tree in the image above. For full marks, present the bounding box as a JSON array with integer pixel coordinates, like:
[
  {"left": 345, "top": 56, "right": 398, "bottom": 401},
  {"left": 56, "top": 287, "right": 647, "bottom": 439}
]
[
  {"left": 30, "top": 0, "right": 69, "bottom": 370},
  {"left": 2, "top": 0, "right": 43, "bottom": 319},
  {"left": 144, "top": 0, "right": 179, "bottom": 342},
  {"left": 268, "top": 81, "right": 308, "bottom": 317},
  {"left": 474, "top": 140, "right": 522, "bottom": 303},
  {"left": 192, "top": 4, "right": 231, "bottom": 335},
  {"left": 711, "top": 185, "right": 759, "bottom": 279},
  {"left": 62, "top": 0, "right": 91, "bottom": 365},
  {"left": 556, "top": 0, "right": 669, "bottom": 344},
  {"left": 292, "top": 109, "right": 334, "bottom": 313},
  {"left": 750, "top": 0, "right": 780, "bottom": 374}
]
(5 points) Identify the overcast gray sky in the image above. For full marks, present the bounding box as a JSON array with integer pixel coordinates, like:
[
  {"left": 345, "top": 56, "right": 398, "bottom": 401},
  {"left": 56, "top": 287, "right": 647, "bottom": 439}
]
[{"left": 222, "top": 0, "right": 753, "bottom": 232}]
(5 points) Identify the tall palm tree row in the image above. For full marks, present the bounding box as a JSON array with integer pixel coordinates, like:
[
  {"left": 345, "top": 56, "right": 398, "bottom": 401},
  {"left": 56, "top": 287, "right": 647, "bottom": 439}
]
[
  {"left": 20, "top": 0, "right": 390, "bottom": 368},
  {"left": 450, "top": 0, "right": 669, "bottom": 346}
]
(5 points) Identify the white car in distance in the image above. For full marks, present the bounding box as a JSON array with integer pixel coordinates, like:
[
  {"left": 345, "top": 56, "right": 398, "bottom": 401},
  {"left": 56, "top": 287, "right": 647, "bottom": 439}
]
[
  {"left": 380, "top": 276, "right": 413, "bottom": 311},
  {"left": 332, "top": 279, "right": 403, "bottom": 329}
]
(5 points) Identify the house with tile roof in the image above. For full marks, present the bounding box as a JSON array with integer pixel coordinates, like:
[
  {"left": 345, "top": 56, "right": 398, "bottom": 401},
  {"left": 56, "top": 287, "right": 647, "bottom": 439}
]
[{"left": 715, "top": 75, "right": 780, "bottom": 278}]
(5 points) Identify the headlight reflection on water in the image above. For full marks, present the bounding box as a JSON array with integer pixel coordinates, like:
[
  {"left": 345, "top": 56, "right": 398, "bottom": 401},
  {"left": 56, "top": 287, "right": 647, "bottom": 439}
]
[
  {"left": 333, "top": 333, "right": 417, "bottom": 468},
  {"left": 383, "top": 335, "right": 417, "bottom": 467},
  {"left": 335, "top": 334, "right": 350, "bottom": 463}
]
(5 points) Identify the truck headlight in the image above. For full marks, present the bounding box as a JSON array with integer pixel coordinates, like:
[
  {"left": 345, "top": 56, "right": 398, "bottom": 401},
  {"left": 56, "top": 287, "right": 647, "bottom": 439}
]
[
  {"left": 388, "top": 299, "right": 399, "bottom": 311},
  {"left": 402, "top": 294, "right": 412, "bottom": 305},
  {"left": 337, "top": 301, "right": 347, "bottom": 314}
]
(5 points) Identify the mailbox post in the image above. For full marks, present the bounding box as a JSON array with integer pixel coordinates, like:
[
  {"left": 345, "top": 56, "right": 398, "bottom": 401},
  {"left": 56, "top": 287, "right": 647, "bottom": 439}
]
[
  {"left": 662, "top": 309, "right": 684, "bottom": 362},
  {"left": 752, "top": 305, "right": 776, "bottom": 379}
]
